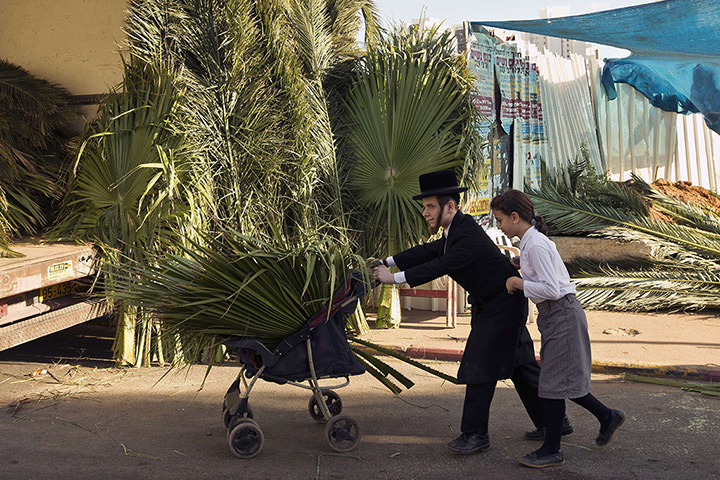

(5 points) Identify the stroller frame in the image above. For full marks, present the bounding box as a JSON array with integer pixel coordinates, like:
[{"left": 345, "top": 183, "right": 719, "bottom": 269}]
[{"left": 222, "top": 279, "right": 366, "bottom": 459}]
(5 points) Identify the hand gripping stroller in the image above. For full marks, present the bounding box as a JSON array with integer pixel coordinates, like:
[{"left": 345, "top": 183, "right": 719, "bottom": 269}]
[{"left": 221, "top": 274, "right": 371, "bottom": 458}]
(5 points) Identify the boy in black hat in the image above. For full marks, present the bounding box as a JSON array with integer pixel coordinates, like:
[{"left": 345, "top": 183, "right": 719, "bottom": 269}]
[{"left": 370, "top": 168, "right": 571, "bottom": 454}]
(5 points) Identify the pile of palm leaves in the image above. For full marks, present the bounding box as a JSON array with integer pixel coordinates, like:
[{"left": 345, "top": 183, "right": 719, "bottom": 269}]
[
  {"left": 0, "top": 60, "right": 80, "bottom": 256},
  {"left": 529, "top": 153, "right": 720, "bottom": 312},
  {"left": 110, "top": 234, "right": 360, "bottom": 350},
  {"left": 54, "top": 1, "right": 473, "bottom": 393},
  {"left": 53, "top": 0, "right": 381, "bottom": 365},
  {"left": 107, "top": 232, "right": 456, "bottom": 392}
]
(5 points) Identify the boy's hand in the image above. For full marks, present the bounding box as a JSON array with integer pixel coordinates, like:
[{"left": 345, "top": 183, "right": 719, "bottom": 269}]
[{"left": 506, "top": 276, "right": 523, "bottom": 294}]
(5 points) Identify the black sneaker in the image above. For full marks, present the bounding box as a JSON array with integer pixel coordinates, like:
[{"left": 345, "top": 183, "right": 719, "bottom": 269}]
[
  {"left": 596, "top": 409, "right": 625, "bottom": 446},
  {"left": 518, "top": 449, "right": 565, "bottom": 468},
  {"left": 446, "top": 432, "right": 490, "bottom": 454},
  {"left": 524, "top": 417, "right": 574, "bottom": 441}
]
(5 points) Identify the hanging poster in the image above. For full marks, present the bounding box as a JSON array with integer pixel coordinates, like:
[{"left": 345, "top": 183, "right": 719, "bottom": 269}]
[{"left": 468, "top": 30, "right": 496, "bottom": 138}]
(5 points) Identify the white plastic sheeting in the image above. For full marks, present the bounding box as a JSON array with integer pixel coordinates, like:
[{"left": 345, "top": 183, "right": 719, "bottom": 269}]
[
  {"left": 503, "top": 44, "right": 602, "bottom": 190},
  {"left": 531, "top": 49, "right": 603, "bottom": 179},
  {"left": 674, "top": 114, "right": 720, "bottom": 191},
  {"left": 588, "top": 55, "right": 720, "bottom": 191}
]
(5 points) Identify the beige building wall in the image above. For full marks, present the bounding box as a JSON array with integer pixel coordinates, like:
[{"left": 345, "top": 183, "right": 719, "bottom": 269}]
[{"left": 0, "top": 0, "right": 128, "bottom": 96}]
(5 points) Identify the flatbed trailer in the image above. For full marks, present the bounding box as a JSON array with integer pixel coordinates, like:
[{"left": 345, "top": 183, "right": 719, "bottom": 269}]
[{"left": 0, "top": 243, "right": 104, "bottom": 352}]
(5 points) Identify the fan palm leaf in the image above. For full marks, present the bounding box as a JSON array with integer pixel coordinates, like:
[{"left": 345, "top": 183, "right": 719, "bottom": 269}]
[
  {"left": 52, "top": 58, "right": 190, "bottom": 365},
  {"left": 343, "top": 23, "right": 479, "bottom": 328},
  {"left": 345, "top": 25, "right": 478, "bottom": 255}
]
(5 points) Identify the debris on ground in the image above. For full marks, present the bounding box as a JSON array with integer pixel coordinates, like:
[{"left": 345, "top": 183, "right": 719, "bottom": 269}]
[
  {"left": 625, "top": 374, "right": 720, "bottom": 397},
  {"left": 602, "top": 328, "right": 640, "bottom": 337}
]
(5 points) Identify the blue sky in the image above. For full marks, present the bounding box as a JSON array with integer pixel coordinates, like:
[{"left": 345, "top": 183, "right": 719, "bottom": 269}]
[{"left": 373, "top": 0, "right": 654, "bottom": 26}]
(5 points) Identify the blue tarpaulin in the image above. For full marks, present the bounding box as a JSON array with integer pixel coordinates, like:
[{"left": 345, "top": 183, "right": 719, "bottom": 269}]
[{"left": 471, "top": 0, "right": 720, "bottom": 134}]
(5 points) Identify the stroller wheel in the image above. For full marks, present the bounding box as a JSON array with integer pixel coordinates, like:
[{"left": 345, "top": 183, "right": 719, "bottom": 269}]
[
  {"left": 228, "top": 418, "right": 264, "bottom": 459},
  {"left": 308, "top": 390, "right": 342, "bottom": 423},
  {"left": 223, "top": 404, "right": 254, "bottom": 429},
  {"left": 325, "top": 414, "right": 361, "bottom": 452}
]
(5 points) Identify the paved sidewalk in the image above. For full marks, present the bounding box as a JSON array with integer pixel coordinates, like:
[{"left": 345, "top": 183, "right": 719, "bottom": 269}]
[{"left": 361, "top": 308, "right": 720, "bottom": 382}]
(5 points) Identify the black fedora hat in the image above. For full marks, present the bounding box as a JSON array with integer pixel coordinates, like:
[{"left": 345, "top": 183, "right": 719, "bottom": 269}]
[{"left": 412, "top": 168, "right": 468, "bottom": 200}]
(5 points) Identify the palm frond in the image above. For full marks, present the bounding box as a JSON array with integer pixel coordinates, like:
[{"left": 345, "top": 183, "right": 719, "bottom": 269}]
[
  {"left": 108, "top": 233, "right": 361, "bottom": 348},
  {"left": 591, "top": 226, "right": 720, "bottom": 269},
  {"left": 529, "top": 186, "right": 720, "bottom": 258},
  {"left": 571, "top": 264, "right": 720, "bottom": 311},
  {"left": 344, "top": 24, "right": 478, "bottom": 254},
  {"left": 0, "top": 59, "right": 81, "bottom": 249}
]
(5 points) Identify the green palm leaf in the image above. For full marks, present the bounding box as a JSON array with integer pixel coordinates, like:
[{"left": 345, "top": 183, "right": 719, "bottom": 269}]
[
  {"left": 108, "top": 234, "right": 360, "bottom": 348},
  {"left": 533, "top": 161, "right": 720, "bottom": 312},
  {"left": 570, "top": 263, "right": 720, "bottom": 311},
  {"left": 529, "top": 186, "right": 720, "bottom": 258},
  {"left": 345, "top": 25, "right": 479, "bottom": 255}
]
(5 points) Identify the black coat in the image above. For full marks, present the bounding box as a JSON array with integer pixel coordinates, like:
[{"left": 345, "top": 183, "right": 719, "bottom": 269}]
[{"left": 393, "top": 211, "right": 536, "bottom": 383}]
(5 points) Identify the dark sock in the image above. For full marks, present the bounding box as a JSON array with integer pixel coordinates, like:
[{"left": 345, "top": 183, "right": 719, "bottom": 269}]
[
  {"left": 571, "top": 393, "right": 612, "bottom": 429},
  {"left": 535, "top": 398, "right": 564, "bottom": 457}
]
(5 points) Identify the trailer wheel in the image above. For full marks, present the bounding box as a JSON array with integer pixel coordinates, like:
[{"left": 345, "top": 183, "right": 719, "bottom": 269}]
[
  {"left": 325, "top": 414, "right": 361, "bottom": 452},
  {"left": 308, "top": 390, "right": 342, "bottom": 423},
  {"left": 228, "top": 419, "right": 264, "bottom": 459}
]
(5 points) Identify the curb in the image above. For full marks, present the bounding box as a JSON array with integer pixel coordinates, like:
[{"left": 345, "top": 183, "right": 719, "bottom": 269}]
[{"left": 359, "top": 344, "right": 720, "bottom": 383}]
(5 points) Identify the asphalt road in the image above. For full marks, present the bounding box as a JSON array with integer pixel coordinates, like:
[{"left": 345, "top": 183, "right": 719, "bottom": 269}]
[{"left": 1, "top": 325, "right": 719, "bottom": 480}]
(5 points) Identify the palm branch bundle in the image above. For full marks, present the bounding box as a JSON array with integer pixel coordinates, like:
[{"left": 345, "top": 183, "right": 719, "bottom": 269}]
[
  {"left": 108, "top": 232, "right": 456, "bottom": 392},
  {"left": 529, "top": 157, "right": 720, "bottom": 311},
  {"left": 109, "top": 234, "right": 359, "bottom": 349},
  {"left": 56, "top": 0, "right": 379, "bottom": 363},
  {"left": 0, "top": 60, "right": 80, "bottom": 255},
  {"left": 52, "top": 59, "right": 190, "bottom": 365},
  {"left": 171, "top": 0, "right": 379, "bottom": 246}
]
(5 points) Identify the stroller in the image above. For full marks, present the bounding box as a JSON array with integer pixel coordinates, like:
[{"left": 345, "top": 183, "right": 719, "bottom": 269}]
[{"left": 221, "top": 274, "right": 371, "bottom": 458}]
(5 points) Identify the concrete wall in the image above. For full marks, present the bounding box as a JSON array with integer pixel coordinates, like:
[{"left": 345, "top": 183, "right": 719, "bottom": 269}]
[
  {"left": 0, "top": 0, "right": 128, "bottom": 96},
  {"left": 551, "top": 236, "right": 654, "bottom": 262}
]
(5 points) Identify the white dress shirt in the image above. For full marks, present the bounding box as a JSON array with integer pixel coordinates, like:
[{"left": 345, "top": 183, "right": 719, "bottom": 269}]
[{"left": 519, "top": 226, "right": 576, "bottom": 304}]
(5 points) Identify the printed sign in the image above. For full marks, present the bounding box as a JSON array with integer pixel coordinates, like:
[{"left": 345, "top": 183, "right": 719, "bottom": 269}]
[{"left": 48, "top": 260, "right": 73, "bottom": 281}]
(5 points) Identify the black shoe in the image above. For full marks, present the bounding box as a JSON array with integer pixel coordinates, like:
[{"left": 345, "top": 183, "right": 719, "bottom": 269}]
[
  {"left": 596, "top": 409, "right": 625, "bottom": 446},
  {"left": 518, "top": 450, "right": 565, "bottom": 468},
  {"left": 446, "top": 432, "right": 490, "bottom": 454},
  {"left": 524, "top": 417, "right": 574, "bottom": 441}
]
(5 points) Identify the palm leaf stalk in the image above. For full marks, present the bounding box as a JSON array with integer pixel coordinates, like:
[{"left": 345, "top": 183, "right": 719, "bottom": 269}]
[
  {"left": 529, "top": 159, "right": 720, "bottom": 311},
  {"left": 344, "top": 23, "right": 480, "bottom": 328}
]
